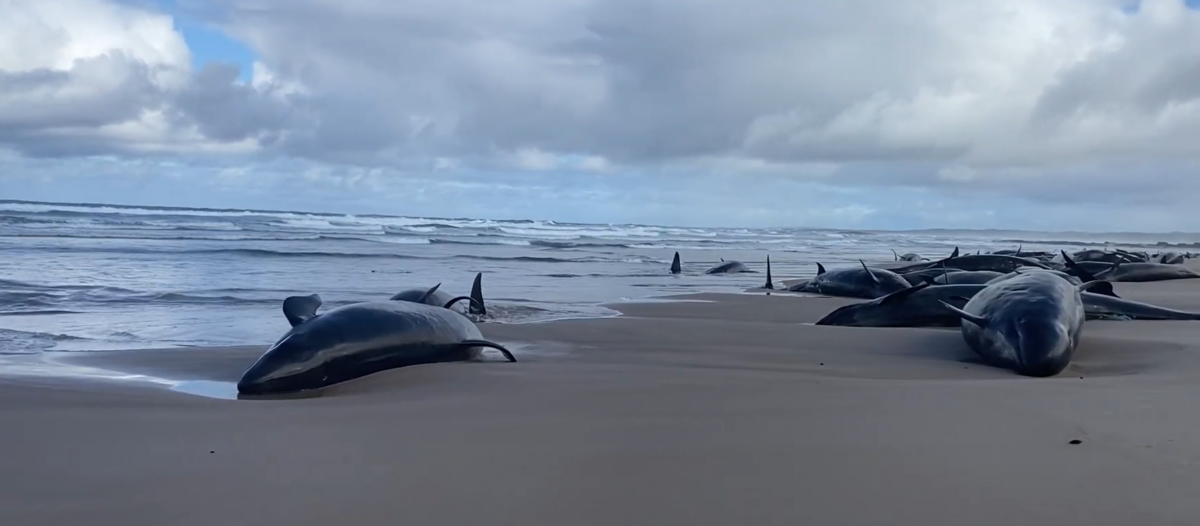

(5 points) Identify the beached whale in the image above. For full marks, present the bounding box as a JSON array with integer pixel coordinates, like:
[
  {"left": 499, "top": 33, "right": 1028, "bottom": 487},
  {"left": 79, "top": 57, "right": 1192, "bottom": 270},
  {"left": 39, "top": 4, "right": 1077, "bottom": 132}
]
[
  {"left": 939, "top": 271, "right": 1091, "bottom": 377},
  {"left": 934, "top": 254, "right": 1050, "bottom": 273},
  {"left": 237, "top": 292, "right": 515, "bottom": 395},
  {"left": 705, "top": 259, "right": 753, "bottom": 274},
  {"left": 1096, "top": 261, "right": 1200, "bottom": 283},
  {"left": 933, "top": 270, "right": 1004, "bottom": 285},
  {"left": 814, "top": 277, "right": 1196, "bottom": 328},
  {"left": 899, "top": 267, "right": 965, "bottom": 286},
  {"left": 390, "top": 272, "right": 487, "bottom": 316},
  {"left": 788, "top": 260, "right": 911, "bottom": 299},
  {"left": 891, "top": 249, "right": 925, "bottom": 262}
]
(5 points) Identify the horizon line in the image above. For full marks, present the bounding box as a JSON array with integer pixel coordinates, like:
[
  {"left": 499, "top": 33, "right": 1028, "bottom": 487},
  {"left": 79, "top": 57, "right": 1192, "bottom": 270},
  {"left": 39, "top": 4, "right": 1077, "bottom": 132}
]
[{"left": 2, "top": 198, "right": 1197, "bottom": 238}]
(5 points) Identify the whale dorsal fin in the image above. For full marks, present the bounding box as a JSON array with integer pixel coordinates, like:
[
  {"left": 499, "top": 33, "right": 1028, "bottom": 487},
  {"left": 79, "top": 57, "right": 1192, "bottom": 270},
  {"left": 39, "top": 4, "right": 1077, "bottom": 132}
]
[
  {"left": 469, "top": 272, "right": 487, "bottom": 316},
  {"left": 417, "top": 283, "right": 442, "bottom": 304},
  {"left": 670, "top": 252, "right": 681, "bottom": 274},
  {"left": 859, "top": 260, "right": 879, "bottom": 284},
  {"left": 891, "top": 249, "right": 899, "bottom": 261},
  {"left": 283, "top": 294, "right": 322, "bottom": 327},
  {"left": 763, "top": 255, "right": 774, "bottom": 289},
  {"left": 950, "top": 247, "right": 960, "bottom": 259},
  {"left": 939, "top": 301, "right": 988, "bottom": 327},
  {"left": 879, "top": 282, "right": 929, "bottom": 305},
  {"left": 816, "top": 262, "right": 827, "bottom": 275},
  {"left": 720, "top": 258, "right": 725, "bottom": 262}
]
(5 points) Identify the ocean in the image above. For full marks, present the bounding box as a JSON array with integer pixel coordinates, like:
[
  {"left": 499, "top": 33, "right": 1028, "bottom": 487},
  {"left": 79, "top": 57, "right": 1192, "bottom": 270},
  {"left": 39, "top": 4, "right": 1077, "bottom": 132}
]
[{"left": 2, "top": 200, "right": 1197, "bottom": 354}]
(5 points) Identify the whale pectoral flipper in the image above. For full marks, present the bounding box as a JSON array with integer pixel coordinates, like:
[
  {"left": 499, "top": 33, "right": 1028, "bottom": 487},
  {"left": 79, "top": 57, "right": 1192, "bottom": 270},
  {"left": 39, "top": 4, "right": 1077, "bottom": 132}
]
[
  {"left": 939, "top": 301, "right": 989, "bottom": 327},
  {"left": 1078, "top": 281, "right": 1112, "bottom": 293},
  {"left": 442, "top": 296, "right": 485, "bottom": 312},
  {"left": 460, "top": 339, "right": 517, "bottom": 362},
  {"left": 282, "top": 294, "right": 322, "bottom": 327},
  {"left": 878, "top": 281, "right": 930, "bottom": 305}
]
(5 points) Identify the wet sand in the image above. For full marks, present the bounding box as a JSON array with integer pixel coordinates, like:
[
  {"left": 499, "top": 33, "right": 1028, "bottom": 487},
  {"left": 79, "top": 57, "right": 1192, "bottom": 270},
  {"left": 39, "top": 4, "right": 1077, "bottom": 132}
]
[{"left": 5, "top": 279, "right": 1200, "bottom": 525}]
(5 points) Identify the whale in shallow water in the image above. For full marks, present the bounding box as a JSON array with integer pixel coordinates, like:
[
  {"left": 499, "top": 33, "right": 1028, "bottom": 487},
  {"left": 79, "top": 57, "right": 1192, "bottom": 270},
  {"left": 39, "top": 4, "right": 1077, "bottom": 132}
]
[
  {"left": 390, "top": 272, "right": 487, "bottom": 316},
  {"left": 788, "top": 260, "right": 911, "bottom": 299},
  {"left": 705, "top": 259, "right": 752, "bottom": 274},
  {"left": 237, "top": 292, "right": 515, "bottom": 395}
]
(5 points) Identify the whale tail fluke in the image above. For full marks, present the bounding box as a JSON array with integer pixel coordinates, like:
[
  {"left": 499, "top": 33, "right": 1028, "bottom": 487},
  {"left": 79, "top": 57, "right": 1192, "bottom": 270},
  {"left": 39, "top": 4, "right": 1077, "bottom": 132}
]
[
  {"left": 469, "top": 272, "right": 486, "bottom": 316},
  {"left": 671, "top": 252, "right": 681, "bottom": 274},
  {"left": 763, "top": 255, "right": 774, "bottom": 289}
]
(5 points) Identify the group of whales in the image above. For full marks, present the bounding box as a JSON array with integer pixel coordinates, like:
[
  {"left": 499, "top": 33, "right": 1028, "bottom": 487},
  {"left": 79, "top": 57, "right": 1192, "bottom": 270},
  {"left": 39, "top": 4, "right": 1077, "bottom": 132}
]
[
  {"left": 678, "top": 247, "right": 1200, "bottom": 377},
  {"left": 236, "top": 272, "right": 516, "bottom": 396},
  {"left": 238, "top": 246, "right": 1200, "bottom": 394}
]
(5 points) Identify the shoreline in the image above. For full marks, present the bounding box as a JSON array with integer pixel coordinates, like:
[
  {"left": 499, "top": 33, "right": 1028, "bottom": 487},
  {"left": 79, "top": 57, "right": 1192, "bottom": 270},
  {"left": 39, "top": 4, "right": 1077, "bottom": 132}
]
[{"left": 6, "top": 285, "right": 1200, "bottom": 524}]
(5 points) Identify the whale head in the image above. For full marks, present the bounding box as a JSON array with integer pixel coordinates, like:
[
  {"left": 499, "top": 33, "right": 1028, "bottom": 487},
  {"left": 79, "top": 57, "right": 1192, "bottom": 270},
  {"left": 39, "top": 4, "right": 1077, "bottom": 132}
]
[
  {"left": 1005, "top": 316, "right": 1075, "bottom": 377},
  {"left": 237, "top": 324, "right": 337, "bottom": 395}
]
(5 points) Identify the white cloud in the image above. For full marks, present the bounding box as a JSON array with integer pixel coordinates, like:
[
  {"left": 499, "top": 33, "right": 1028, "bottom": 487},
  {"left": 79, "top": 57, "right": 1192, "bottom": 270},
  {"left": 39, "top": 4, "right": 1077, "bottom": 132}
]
[{"left": 6, "top": 0, "right": 1200, "bottom": 229}]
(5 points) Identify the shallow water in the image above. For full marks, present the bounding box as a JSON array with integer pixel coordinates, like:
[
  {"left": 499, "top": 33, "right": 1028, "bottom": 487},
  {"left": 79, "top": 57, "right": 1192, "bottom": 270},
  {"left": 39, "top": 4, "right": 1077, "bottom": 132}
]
[{"left": 2, "top": 199, "right": 1194, "bottom": 353}]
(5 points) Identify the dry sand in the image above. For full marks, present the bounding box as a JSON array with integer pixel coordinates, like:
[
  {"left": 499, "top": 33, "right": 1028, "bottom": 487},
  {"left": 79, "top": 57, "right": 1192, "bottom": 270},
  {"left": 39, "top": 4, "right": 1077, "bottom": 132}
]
[{"left": 5, "top": 279, "right": 1200, "bottom": 525}]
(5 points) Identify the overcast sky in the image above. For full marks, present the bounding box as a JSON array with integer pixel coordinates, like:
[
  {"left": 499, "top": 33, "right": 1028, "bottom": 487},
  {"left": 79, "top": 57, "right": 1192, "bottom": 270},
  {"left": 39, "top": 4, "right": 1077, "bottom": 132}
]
[{"left": 3, "top": 0, "right": 1200, "bottom": 230}]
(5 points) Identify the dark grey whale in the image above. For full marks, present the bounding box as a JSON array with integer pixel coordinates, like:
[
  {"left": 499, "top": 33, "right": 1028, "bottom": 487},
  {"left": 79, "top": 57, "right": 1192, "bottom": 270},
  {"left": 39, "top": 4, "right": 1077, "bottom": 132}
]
[
  {"left": 238, "top": 294, "right": 515, "bottom": 395},
  {"left": 891, "top": 249, "right": 925, "bottom": 262},
  {"left": 939, "top": 271, "right": 1091, "bottom": 377},
  {"left": 788, "top": 260, "right": 910, "bottom": 299},
  {"left": 705, "top": 259, "right": 752, "bottom": 274},
  {"left": 933, "top": 270, "right": 1004, "bottom": 285},
  {"left": 1096, "top": 261, "right": 1200, "bottom": 283},
  {"left": 899, "top": 267, "right": 964, "bottom": 286},
  {"left": 390, "top": 273, "right": 486, "bottom": 316},
  {"left": 935, "top": 254, "right": 1050, "bottom": 273}
]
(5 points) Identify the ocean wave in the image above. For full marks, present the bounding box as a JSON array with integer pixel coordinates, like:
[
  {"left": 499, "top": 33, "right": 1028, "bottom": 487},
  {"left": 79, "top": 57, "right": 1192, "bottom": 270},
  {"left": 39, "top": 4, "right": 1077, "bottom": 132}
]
[
  {"left": 320, "top": 235, "right": 431, "bottom": 245},
  {"left": 0, "top": 328, "right": 87, "bottom": 354}
]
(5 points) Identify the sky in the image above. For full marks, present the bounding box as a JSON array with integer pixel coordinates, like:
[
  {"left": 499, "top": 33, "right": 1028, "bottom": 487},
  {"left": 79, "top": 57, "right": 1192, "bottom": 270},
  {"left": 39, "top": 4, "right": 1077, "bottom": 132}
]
[{"left": 3, "top": 0, "right": 1200, "bottom": 231}]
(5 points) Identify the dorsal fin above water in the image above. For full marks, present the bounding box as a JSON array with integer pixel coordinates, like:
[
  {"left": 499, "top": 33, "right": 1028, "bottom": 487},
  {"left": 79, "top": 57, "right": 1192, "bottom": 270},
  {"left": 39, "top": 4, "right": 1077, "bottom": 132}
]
[
  {"left": 283, "top": 294, "right": 322, "bottom": 327},
  {"left": 670, "top": 252, "right": 682, "bottom": 274},
  {"left": 469, "top": 272, "right": 487, "bottom": 316},
  {"left": 763, "top": 255, "right": 774, "bottom": 289}
]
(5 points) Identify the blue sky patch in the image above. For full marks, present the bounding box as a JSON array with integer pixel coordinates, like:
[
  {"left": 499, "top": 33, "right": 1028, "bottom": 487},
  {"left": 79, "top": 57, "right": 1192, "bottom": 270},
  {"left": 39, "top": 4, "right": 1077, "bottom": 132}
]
[{"left": 148, "top": 0, "right": 257, "bottom": 81}]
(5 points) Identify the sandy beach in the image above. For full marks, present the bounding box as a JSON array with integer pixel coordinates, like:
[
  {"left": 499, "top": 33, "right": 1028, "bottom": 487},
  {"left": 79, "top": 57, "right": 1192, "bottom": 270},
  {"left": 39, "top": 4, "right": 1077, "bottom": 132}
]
[{"left": 5, "top": 279, "right": 1200, "bottom": 525}]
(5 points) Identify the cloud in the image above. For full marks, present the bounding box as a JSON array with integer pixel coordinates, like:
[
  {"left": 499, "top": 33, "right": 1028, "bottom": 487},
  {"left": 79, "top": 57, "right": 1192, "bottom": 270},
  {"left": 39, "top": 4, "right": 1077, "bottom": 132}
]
[
  {"left": 5, "top": 0, "right": 1200, "bottom": 229},
  {"left": 0, "top": 0, "right": 302, "bottom": 157}
]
